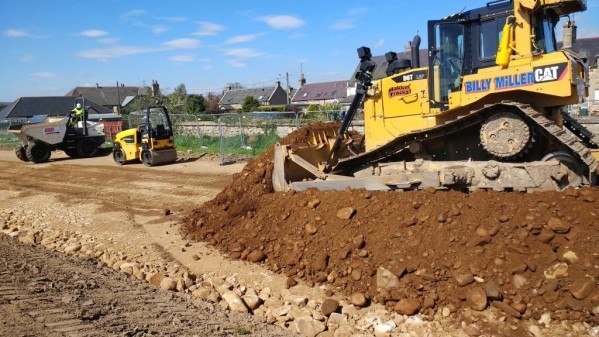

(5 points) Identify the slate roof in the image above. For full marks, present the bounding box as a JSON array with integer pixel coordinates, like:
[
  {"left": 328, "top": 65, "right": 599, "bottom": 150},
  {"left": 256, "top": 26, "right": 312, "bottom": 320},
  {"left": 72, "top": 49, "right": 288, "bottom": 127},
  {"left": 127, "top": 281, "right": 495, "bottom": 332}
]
[
  {"left": 0, "top": 96, "right": 112, "bottom": 119},
  {"left": 219, "top": 86, "right": 278, "bottom": 105},
  {"left": 559, "top": 37, "right": 599, "bottom": 67},
  {"left": 291, "top": 80, "right": 348, "bottom": 103},
  {"left": 348, "top": 49, "right": 429, "bottom": 85},
  {"left": 66, "top": 86, "right": 144, "bottom": 106}
]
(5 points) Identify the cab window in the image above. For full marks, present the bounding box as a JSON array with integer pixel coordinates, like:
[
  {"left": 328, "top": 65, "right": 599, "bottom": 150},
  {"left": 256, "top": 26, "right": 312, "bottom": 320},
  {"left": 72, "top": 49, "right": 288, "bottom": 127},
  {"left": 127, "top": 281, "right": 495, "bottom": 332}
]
[{"left": 479, "top": 16, "right": 507, "bottom": 60}]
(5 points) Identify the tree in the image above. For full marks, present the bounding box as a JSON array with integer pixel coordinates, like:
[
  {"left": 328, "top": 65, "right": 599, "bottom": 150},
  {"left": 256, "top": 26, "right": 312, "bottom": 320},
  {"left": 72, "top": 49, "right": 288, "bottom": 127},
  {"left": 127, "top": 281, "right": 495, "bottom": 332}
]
[
  {"left": 242, "top": 96, "right": 260, "bottom": 112},
  {"left": 184, "top": 94, "right": 205, "bottom": 114},
  {"left": 226, "top": 82, "right": 244, "bottom": 90},
  {"left": 122, "top": 86, "right": 155, "bottom": 114},
  {"left": 204, "top": 92, "right": 221, "bottom": 113},
  {"left": 164, "top": 83, "right": 187, "bottom": 113}
]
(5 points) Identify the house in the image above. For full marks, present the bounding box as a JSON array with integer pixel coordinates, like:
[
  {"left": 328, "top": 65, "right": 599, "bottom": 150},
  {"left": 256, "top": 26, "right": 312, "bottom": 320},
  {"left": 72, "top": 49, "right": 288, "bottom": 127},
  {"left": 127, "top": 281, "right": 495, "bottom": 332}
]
[
  {"left": 0, "top": 96, "right": 113, "bottom": 124},
  {"left": 66, "top": 84, "right": 144, "bottom": 113},
  {"left": 291, "top": 80, "right": 348, "bottom": 106},
  {"left": 219, "top": 81, "right": 288, "bottom": 110}
]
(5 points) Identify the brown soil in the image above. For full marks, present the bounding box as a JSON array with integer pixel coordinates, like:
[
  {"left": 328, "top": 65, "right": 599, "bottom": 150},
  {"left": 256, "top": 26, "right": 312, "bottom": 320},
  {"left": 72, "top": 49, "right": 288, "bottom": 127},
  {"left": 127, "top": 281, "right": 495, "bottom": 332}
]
[{"left": 182, "top": 123, "right": 599, "bottom": 325}]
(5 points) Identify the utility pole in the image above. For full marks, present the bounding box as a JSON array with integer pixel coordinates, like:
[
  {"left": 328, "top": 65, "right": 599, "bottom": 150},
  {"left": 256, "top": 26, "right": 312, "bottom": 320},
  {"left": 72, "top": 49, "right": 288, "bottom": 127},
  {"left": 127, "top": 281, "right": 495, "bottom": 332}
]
[
  {"left": 286, "top": 72, "right": 291, "bottom": 104},
  {"left": 116, "top": 81, "right": 122, "bottom": 114}
]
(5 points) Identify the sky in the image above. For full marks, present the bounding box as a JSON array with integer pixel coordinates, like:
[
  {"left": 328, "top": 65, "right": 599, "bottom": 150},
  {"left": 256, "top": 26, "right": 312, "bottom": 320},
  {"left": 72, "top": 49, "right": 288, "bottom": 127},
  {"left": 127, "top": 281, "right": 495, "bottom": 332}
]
[{"left": 1, "top": 0, "right": 599, "bottom": 102}]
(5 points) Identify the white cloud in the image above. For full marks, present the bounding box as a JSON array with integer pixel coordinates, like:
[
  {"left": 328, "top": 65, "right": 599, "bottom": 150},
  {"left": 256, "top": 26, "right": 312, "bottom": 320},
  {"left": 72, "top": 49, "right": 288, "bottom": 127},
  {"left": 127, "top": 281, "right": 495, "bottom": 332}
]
[
  {"left": 225, "top": 33, "right": 264, "bottom": 44},
  {"left": 203, "top": 64, "right": 213, "bottom": 70},
  {"left": 289, "top": 32, "right": 308, "bottom": 39},
  {"left": 152, "top": 26, "right": 168, "bottom": 34},
  {"left": 170, "top": 55, "right": 194, "bottom": 62},
  {"left": 97, "top": 37, "right": 119, "bottom": 44},
  {"left": 78, "top": 30, "right": 108, "bottom": 38},
  {"left": 121, "top": 9, "right": 146, "bottom": 22},
  {"left": 3, "top": 29, "right": 41, "bottom": 38},
  {"left": 259, "top": 15, "right": 304, "bottom": 30},
  {"left": 374, "top": 39, "right": 385, "bottom": 48},
  {"left": 33, "top": 71, "right": 57, "bottom": 79},
  {"left": 158, "top": 16, "right": 186, "bottom": 22},
  {"left": 348, "top": 7, "right": 368, "bottom": 16},
  {"left": 331, "top": 21, "right": 354, "bottom": 30},
  {"left": 21, "top": 53, "right": 34, "bottom": 63},
  {"left": 78, "top": 38, "right": 200, "bottom": 60},
  {"left": 162, "top": 38, "right": 200, "bottom": 49},
  {"left": 78, "top": 46, "right": 155, "bottom": 60},
  {"left": 193, "top": 21, "right": 225, "bottom": 36},
  {"left": 224, "top": 48, "right": 262, "bottom": 58},
  {"left": 226, "top": 60, "right": 246, "bottom": 68}
]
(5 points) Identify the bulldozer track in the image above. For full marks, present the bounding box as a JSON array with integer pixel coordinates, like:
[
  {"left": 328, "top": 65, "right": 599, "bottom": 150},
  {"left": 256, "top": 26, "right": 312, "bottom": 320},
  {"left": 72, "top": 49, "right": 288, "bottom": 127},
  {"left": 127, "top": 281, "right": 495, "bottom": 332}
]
[
  {"left": 0, "top": 235, "right": 293, "bottom": 337},
  {"left": 336, "top": 101, "right": 599, "bottom": 181}
]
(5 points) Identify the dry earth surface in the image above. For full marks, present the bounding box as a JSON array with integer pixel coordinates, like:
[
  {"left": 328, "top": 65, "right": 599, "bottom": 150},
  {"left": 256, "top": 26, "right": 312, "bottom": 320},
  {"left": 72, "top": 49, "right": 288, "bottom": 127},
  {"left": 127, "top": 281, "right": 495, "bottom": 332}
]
[{"left": 0, "top": 143, "right": 597, "bottom": 337}]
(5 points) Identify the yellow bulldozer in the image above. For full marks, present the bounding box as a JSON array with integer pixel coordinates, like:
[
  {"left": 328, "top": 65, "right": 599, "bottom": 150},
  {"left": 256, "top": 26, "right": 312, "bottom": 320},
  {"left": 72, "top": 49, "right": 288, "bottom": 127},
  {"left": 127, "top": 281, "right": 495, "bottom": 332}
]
[{"left": 274, "top": 0, "right": 598, "bottom": 192}]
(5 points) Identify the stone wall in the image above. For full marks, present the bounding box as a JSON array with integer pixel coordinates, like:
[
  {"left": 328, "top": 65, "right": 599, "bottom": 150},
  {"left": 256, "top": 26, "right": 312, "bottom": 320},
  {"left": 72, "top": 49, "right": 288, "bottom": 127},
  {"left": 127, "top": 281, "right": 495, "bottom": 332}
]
[{"left": 174, "top": 121, "right": 364, "bottom": 139}]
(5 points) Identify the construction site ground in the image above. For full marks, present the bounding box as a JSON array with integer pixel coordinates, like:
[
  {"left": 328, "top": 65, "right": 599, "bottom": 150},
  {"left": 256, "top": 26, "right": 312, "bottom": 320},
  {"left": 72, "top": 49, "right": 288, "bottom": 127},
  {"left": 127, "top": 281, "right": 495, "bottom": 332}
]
[{"left": 0, "top": 148, "right": 597, "bottom": 337}]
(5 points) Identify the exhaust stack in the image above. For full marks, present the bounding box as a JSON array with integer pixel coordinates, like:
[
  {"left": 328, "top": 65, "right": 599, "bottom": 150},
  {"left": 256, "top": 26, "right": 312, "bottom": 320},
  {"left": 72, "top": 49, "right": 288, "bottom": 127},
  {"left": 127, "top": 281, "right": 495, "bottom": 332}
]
[{"left": 411, "top": 34, "right": 421, "bottom": 68}]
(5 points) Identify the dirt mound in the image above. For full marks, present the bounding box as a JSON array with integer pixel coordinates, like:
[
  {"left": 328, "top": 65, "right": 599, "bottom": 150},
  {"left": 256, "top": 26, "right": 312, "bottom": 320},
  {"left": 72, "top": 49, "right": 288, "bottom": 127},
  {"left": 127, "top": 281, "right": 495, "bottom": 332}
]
[{"left": 182, "top": 124, "right": 598, "bottom": 324}]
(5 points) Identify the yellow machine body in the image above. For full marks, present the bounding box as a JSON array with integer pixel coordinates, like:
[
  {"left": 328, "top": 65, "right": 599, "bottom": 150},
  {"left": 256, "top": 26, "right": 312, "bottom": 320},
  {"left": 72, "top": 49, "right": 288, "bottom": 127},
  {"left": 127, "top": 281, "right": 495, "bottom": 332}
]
[
  {"left": 365, "top": 51, "right": 583, "bottom": 151},
  {"left": 272, "top": 0, "right": 598, "bottom": 192},
  {"left": 113, "top": 106, "right": 177, "bottom": 166}
]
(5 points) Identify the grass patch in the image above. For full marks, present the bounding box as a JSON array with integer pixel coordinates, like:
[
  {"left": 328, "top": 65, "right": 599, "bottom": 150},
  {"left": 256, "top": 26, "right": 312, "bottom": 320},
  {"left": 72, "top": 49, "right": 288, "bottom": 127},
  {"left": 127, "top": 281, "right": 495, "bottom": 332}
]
[
  {"left": 175, "top": 128, "right": 279, "bottom": 157},
  {"left": 0, "top": 133, "right": 19, "bottom": 145},
  {"left": 233, "top": 325, "right": 251, "bottom": 335}
]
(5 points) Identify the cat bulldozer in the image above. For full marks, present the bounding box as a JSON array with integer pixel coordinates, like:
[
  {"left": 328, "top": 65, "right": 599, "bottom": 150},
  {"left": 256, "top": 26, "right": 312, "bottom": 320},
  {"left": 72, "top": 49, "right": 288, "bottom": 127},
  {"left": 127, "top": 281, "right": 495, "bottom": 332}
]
[
  {"left": 112, "top": 105, "right": 177, "bottom": 166},
  {"left": 273, "top": 0, "right": 599, "bottom": 192},
  {"left": 10, "top": 97, "right": 105, "bottom": 163}
]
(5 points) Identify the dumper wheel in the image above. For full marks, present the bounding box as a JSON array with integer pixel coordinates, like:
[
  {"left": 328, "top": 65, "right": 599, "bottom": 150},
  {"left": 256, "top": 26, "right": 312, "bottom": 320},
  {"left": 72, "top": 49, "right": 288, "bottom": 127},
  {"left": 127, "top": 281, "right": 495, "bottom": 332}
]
[
  {"left": 113, "top": 148, "right": 126, "bottom": 165},
  {"left": 15, "top": 145, "right": 30, "bottom": 162},
  {"left": 76, "top": 138, "right": 98, "bottom": 158},
  {"left": 26, "top": 142, "right": 51, "bottom": 163},
  {"left": 141, "top": 150, "right": 154, "bottom": 167},
  {"left": 64, "top": 148, "right": 79, "bottom": 158}
]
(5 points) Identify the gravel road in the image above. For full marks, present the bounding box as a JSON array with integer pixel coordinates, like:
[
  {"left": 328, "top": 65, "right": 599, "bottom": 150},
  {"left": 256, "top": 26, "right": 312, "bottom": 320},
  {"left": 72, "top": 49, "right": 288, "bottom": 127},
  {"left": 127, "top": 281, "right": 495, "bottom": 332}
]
[{"left": 0, "top": 234, "right": 295, "bottom": 337}]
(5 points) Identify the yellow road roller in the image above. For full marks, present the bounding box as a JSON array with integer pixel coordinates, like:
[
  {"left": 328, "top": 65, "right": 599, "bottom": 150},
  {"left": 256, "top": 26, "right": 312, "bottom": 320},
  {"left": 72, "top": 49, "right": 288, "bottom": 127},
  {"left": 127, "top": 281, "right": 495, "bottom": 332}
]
[{"left": 113, "top": 105, "right": 177, "bottom": 166}]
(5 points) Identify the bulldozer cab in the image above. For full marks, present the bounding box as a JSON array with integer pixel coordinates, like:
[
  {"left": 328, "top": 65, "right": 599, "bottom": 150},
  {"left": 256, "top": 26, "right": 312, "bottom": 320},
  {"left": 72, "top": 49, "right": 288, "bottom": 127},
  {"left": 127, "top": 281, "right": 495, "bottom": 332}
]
[{"left": 428, "top": 21, "right": 465, "bottom": 106}]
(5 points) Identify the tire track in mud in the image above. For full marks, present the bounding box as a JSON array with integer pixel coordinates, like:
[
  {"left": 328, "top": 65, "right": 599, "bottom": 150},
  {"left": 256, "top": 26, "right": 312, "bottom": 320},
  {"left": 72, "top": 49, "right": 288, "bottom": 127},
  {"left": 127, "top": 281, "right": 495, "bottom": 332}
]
[{"left": 0, "top": 235, "right": 296, "bottom": 337}]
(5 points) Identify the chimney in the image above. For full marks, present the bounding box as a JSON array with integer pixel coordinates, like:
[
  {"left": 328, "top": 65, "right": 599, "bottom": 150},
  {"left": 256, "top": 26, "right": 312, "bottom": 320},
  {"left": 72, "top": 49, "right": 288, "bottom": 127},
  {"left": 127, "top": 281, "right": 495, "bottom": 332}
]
[
  {"left": 562, "top": 21, "right": 577, "bottom": 49},
  {"left": 151, "top": 80, "right": 160, "bottom": 97},
  {"left": 96, "top": 83, "right": 99, "bottom": 88},
  {"left": 276, "top": 80, "right": 281, "bottom": 87}
]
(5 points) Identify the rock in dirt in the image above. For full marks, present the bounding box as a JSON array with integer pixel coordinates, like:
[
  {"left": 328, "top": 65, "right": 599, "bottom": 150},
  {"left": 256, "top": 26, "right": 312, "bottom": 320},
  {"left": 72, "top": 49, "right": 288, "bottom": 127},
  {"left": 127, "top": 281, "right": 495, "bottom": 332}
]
[
  {"left": 547, "top": 217, "right": 570, "bottom": 234},
  {"left": 336, "top": 207, "right": 356, "bottom": 220},
  {"left": 247, "top": 249, "right": 266, "bottom": 263},
  {"left": 454, "top": 272, "right": 474, "bottom": 287},
  {"left": 492, "top": 300, "right": 521, "bottom": 318},
  {"left": 484, "top": 280, "right": 501, "bottom": 300},
  {"left": 350, "top": 292, "right": 367, "bottom": 307},
  {"left": 394, "top": 298, "right": 421, "bottom": 316},
  {"left": 569, "top": 279, "right": 595, "bottom": 300},
  {"left": 222, "top": 291, "right": 249, "bottom": 313},
  {"left": 292, "top": 317, "right": 325, "bottom": 337},
  {"left": 159, "top": 277, "right": 177, "bottom": 291},
  {"left": 377, "top": 267, "right": 400, "bottom": 290},
  {"left": 321, "top": 298, "right": 340, "bottom": 317},
  {"left": 286, "top": 277, "right": 298, "bottom": 288},
  {"left": 544, "top": 263, "right": 569, "bottom": 279},
  {"left": 466, "top": 287, "right": 487, "bottom": 311}
]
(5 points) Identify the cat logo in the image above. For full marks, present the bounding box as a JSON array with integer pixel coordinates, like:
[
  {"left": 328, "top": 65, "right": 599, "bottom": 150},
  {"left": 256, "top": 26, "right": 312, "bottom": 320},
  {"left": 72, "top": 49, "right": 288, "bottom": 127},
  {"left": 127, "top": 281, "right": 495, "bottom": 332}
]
[{"left": 533, "top": 63, "right": 568, "bottom": 83}]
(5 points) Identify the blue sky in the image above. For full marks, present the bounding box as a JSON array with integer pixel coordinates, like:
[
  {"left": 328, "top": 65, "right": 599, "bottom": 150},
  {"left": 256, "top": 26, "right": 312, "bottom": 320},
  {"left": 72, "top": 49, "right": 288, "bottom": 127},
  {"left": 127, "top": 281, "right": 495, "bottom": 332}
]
[{"left": 1, "top": 0, "right": 598, "bottom": 102}]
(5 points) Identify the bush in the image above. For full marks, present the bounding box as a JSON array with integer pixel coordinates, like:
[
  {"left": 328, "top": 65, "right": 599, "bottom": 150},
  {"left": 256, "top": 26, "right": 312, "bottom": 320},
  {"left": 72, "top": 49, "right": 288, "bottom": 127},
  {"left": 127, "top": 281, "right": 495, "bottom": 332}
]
[{"left": 257, "top": 105, "right": 286, "bottom": 112}]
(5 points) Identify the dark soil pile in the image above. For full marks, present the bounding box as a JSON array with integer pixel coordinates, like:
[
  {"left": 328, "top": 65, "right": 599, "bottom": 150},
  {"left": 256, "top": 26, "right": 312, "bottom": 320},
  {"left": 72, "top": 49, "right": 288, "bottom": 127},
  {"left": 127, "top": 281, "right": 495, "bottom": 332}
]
[{"left": 182, "top": 124, "right": 598, "bottom": 324}]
